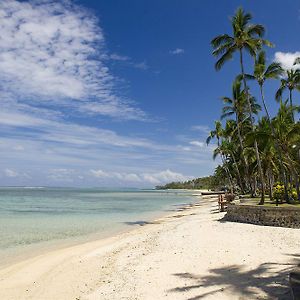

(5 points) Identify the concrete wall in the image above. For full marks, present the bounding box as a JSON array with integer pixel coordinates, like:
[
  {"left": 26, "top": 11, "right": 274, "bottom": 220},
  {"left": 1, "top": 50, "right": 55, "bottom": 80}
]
[{"left": 225, "top": 204, "right": 300, "bottom": 228}]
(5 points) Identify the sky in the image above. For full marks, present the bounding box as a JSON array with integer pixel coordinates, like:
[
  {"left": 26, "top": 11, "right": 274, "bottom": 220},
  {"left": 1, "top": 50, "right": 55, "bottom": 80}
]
[{"left": 0, "top": 0, "right": 299, "bottom": 187}]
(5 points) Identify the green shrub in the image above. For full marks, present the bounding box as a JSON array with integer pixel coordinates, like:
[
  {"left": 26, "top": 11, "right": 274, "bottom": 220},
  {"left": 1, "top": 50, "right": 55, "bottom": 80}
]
[{"left": 273, "top": 184, "right": 298, "bottom": 202}]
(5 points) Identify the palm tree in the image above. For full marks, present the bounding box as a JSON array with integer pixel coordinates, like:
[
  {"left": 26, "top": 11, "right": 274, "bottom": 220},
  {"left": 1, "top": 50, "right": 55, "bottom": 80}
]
[
  {"left": 222, "top": 120, "right": 245, "bottom": 193},
  {"left": 245, "top": 51, "right": 283, "bottom": 120},
  {"left": 221, "top": 79, "right": 261, "bottom": 194},
  {"left": 206, "top": 121, "right": 234, "bottom": 193},
  {"left": 275, "top": 69, "right": 300, "bottom": 121},
  {"left": 211, "top": 7, "right": 272, "bottom": 204},
  {"left": 272, "top": 100, "right": 300, "bottom": 202},
  {"left": 245, "top": 51, "right": 289, "bottom": 202}
]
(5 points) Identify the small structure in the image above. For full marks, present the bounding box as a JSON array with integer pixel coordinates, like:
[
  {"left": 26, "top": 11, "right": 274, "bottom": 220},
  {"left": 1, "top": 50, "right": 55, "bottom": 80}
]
[{"left": 218, "top": 194, "right": 227, "bottom": 212}]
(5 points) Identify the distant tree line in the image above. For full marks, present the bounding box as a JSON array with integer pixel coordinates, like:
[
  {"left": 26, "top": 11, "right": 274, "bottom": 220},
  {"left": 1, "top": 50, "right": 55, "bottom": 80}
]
[{"left": 155, "top": 174, "right": 226, "bottom": 190}]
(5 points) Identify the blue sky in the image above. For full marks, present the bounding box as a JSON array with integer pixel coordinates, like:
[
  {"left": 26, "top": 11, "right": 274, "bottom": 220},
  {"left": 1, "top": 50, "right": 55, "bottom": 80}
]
[{"left": 0, "top": 0, "right": 299, "bottom": 187}]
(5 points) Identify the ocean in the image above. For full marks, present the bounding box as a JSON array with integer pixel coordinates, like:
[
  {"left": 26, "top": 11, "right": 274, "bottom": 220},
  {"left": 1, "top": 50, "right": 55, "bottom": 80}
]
[{"left": 0, "top": 187, "right": 197, "bottom": 266}]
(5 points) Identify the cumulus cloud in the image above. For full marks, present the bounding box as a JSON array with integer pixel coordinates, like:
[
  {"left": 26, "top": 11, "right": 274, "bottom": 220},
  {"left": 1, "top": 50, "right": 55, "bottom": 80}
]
[
  {"left": 274, "top": 51, "right": 300, "bottom": 70},
  {"left": 0, "top": 0, "right": 145, "bottom": 120},
  {"left": 90, "top": 169, "right": 192, "bottom": 185},
  {"left": 142, "top": 169, "right": 191, "bottom": 184},
  {"left": 169, "top": 48, "right": 185, "bottom": 55},
  {"left": 189, "top": 141, "right": 205, "bottom": 148}
]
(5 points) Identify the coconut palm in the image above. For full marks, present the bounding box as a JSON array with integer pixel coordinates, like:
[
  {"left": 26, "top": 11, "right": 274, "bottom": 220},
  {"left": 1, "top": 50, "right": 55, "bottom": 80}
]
[
  {"left": 275, "top": 69, "right": 300, "bottom": 121},
  {"left": 211, "top": 7, "right": 272, "bottom": 204},
  {"left": 245, "top": 51, "right": 283, "bottom": 120},
  {"left": 272, "top": 100, "right": 300, "bottom": 202},
  {"left": 211, "top": 7, "right": 272, "bottom": 72},
  {"left": 245, "top": 51, "right": 288, "bottom": 202},
  {"left": 206, "top": 121, "right": 234, "bottom": 193},
  {"left": 221, "top": 79, "right": 261, "bottom": 194}
]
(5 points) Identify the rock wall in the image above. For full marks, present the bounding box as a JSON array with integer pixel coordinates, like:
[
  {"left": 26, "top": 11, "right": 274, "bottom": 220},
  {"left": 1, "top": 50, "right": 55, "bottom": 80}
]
[{"left": 225, "top": 204, "right": 300, "bottom": 228}]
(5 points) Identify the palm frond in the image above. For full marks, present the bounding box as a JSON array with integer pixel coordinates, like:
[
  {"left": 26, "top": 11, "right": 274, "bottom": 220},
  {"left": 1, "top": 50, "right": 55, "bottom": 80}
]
[
  {"left": 275, "top": 81, "right": 286, "bottom": 102},
  {"left": 244, "top": 74, "right": 256, "bottom": 80},
  {"left": 211, "top": 34, "right": 234, "bottom": 48},
  {"left": 247, "top": 24, "right": 265, "bottom": 37},
  {"left": 294, "top": 57, "right": 300, "bottom": 65},
  {"left": 215, "top": 47, "right": 235, "bottom": 71},
  {"left": 212, "top": 42, "right": 234, "bottom": 57},
  {"left": 243, "top": 41, "right": 257, "bottom": 57},
  {"left": 265, "top": 62, "right": 284, "bottom": 79}
]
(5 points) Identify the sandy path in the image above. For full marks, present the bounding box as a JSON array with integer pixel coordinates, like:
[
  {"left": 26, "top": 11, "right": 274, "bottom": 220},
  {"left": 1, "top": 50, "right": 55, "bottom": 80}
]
[{"left": 0, "top": 197, "right": 299, "bottom": 300}]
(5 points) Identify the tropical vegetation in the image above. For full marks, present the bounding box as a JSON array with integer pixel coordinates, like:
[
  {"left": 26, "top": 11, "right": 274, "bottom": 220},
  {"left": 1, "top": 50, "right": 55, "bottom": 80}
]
[
  {"left": 155, "top": 176, "right": 220, "bottom": 190},
  {"left": 208, "top": 7, "right": 300, "bottom": 205}
]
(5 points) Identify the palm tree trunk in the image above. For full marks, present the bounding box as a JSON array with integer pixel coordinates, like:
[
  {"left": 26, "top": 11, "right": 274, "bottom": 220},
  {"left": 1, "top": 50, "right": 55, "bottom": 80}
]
[
  {"left": 268, "top": 169, "right": 274, "bottom": 201},
  {"left": 289, "top": 89, "right": 295, "bottom": 122},
  {"left": 239, "top": 49, "right": 265, "bottom": 204},
  {"left": 217, "top": 138, "right": 234, "bottom": 193},
  {"left": 231, "top": 151, "right": 244, "bottom": 194},
  {"left": 235, "top": 113, "right": 250, "bottom": 194},
  {"left": 259, "top": 85, "right": 289, "bottom": 205},
  {"left": 295, "top": 174, "right": 300, "bottom": 201}
]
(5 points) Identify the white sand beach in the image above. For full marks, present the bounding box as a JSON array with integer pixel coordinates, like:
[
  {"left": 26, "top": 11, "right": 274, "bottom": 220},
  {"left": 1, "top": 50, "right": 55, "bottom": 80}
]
[{"left": 0, "top": 196, "right": 299, "bottom": 300}]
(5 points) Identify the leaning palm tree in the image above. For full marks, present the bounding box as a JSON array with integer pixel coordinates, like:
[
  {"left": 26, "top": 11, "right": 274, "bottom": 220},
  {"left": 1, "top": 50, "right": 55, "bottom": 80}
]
[
  {"left": 275, "top": 69, "right": 300, "bottom": 121},
  {"left": 245, "top": 51, "right": 283, "bottom": 120},
  {"left": 245, "top": 51, "right": 289, "bottom": 202},
  {"left": 211, "top": 7, "right": 272, "bottom": 204}
]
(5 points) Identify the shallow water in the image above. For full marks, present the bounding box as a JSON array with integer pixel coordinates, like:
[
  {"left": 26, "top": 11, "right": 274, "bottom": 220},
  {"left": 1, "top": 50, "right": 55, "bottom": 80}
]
[{"left": 0, "top": 187, "right": 196, "bottom": 266}]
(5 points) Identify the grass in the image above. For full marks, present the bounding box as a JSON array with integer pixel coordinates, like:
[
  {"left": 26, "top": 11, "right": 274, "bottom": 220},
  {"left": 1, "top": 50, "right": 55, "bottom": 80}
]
[{"left": 238, "top": 196, "right": 300, "bottom": 208}]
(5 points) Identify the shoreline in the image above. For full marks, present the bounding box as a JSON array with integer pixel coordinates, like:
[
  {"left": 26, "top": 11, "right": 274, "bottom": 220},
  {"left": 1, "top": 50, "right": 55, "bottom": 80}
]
[
  {"left": 0, "top": 195, "right": 299, "bottom": 299},
  {"left": 0, "top": 191, "right": 199, "bottom": 270},
  {"left": 0, "top": 196, "right": 203, "bottom": 299}
]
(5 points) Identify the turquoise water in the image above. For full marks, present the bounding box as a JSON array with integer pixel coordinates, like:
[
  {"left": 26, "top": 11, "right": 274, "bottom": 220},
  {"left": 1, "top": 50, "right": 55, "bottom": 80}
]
[{"left": 0, "top": 187, "right": 196, "bottom": 265}]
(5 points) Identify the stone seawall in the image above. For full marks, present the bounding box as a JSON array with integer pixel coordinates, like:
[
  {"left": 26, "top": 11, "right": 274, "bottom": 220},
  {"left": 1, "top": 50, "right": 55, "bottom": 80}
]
[{"left": 225, "top": 204, "right": 300, "bottom": 228}]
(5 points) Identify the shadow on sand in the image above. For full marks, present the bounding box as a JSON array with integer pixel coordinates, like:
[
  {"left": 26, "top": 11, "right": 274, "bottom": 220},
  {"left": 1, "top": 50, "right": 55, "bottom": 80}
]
[
  {"left": 123, "top": 221, "right": 160, "bottom": 226},
  {"left": 168, "top": 254, "right": 300, "bottom": 300}
]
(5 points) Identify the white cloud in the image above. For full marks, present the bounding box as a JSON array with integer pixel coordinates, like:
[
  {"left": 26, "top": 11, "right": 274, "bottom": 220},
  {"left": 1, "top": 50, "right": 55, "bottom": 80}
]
[
  {"left": 90, "top": 169, "right": 110, "bottom": 178},
  {"left": 189, "top": 141, "right": 205, "bottom": 148},
  {"left": 90, "top": 169, "right": 192, "bottom": 185},
  {"left": 4, "top": 168, "right": 30, "bottom": 179},
  {"left": 169, "top": 48, "right": 185, "bottom": 55},
  {"left": 4, "top": 169, "right": 19, "bottom": 178},
  {"left": 0, "top": 0, "right": 145, "bottom": 120},
  {"left": 274, "top": 51, "right": 300, "bottom": 70},
  {"left": 109, "top": 53, "right": 149, "bottom": 71},
  {"left": 48, "top": 168, "right": 75, "bottom": 182},
  {"left": 142, "top": 169, "right": 192, "bottom": 184},
  {"left": 80, "top": 102, "right": 147, "bottom": 120},
  {"left": 12, "top": 145, "right": 25, "bottom": 151},
  {"left": 133, "top": 62, "right": 148, "bottom": 70},
  {"left": 0, "top": 1, "right": 218, "bottom": 186},
  {"left": 191, "top": 125, "right": 210, "bottom": 134},
  {"left": 110, "top": 54, "right": 130, "bottom": 61}
]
